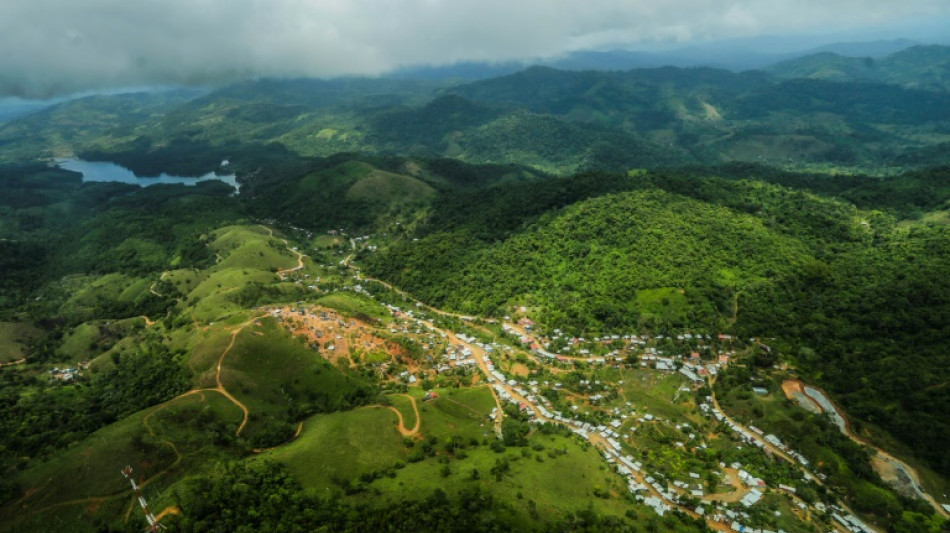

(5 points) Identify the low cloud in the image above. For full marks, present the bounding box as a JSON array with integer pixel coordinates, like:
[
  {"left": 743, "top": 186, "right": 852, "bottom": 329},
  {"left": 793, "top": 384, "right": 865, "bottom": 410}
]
[{"left": 1, "top": 0, "right": 947, "bottom": 97}]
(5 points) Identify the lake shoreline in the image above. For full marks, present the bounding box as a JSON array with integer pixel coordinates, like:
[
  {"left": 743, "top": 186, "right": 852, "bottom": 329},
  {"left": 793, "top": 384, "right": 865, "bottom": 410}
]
[{"left": 54, "top": 157, "right": 240, "bottom": 194}]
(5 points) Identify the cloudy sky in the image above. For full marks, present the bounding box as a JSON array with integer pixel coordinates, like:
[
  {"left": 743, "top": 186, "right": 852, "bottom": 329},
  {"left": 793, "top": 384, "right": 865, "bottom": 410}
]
[{"left": 2, "top": 0, "right": 948, "bottom": 98}]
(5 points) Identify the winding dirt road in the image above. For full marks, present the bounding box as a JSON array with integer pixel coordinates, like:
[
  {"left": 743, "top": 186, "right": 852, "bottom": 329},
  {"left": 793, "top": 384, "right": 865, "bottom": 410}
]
[
  {"left": 709, "top": 384, "right": 889, "bottom": 532},
  {"left": 782, "top": 380, "right": 948, "bottom": 519},
  {"left": 377, "top": 394, "right": 421, "bottom": 437},
  {"left": 260, "top": 224, "right": 305, "bottom": 279},
  {"left": 209, "top": 316, "right": 267, "bottom": 435}
]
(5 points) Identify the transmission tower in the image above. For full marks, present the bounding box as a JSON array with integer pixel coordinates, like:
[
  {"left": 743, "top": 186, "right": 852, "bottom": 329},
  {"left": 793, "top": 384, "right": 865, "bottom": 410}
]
[{"left": 121, "top": 465, "right": 164, "bottom": 532}]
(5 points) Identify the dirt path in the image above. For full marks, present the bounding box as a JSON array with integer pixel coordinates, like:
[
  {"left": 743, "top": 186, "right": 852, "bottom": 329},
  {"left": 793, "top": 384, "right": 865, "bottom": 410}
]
[
  {"left": 154, "top": 506, "right": 180, "bottom": 521},
  {"left": 728, "top": 292, "right": 739, "bottom": 325},
  {"left": 378, "top": 394, "right": 421, "bottom": 437},
  {"left": 400, "top": 394, "right": 421, "bottom": 434},
  {"left": 703, "top": 468, "right": 748, "bottom": 503},
  {"left": 25, "top": 495, "right": 124, "bottom": 517},
  {"left": 212, "top": 318, "right": 263, "bottom": 436},
  {"left": 0, "top": 358, "right": 26, "bottom": 368},
  {"left": 380, "top": 406, "right": 414, "bottom": 437},
  {"left": 137, "top": 390, "right": 214, "bottom": 490},
  {"left": 142, "top": 315, "right": 261, "bottom": 447},
  {"left": 276, "top": 248, "right": 304, "bottom": 278},
  {"left": 260, "top": 225, "right": 305, "bottom": 279}
]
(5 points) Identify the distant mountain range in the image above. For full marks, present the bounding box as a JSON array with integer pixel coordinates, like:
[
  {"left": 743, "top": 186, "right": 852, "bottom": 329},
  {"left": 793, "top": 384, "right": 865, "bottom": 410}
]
[
  {"left": 766, "top": 45, "right": 950, "bottom": 90},
  {"left": 1, "top": 44, "right": 948, "bottom": 175},
  {"left": 393, "top": 38, "right": 926, "bottom": 80}
]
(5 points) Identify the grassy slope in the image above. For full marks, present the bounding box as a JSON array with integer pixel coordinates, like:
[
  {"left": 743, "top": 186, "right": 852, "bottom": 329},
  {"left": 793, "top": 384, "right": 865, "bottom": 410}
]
[
  {"left": 220, "top": 318, "right": 367, "bottom": 422},
  {"left": 269, "top": 385, "right": 693, "bottom": 530},
  {"left": 3, "top": 390, "right": 244, "bottom": 533},
  {"left": 0, "top": 222, "right": 372, "bottom": 531},
  {"left": 267, "top": 407, "right": 407, "bottom": 488},
  {"left": 0, "top": 322, "right": 40, "bottom": 362}
]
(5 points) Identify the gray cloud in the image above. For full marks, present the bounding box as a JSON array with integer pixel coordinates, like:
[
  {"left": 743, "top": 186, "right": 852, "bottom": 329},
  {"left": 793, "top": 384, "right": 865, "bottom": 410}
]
[{"left": 1, "top": 0, "right": 948, "bottom": 97}]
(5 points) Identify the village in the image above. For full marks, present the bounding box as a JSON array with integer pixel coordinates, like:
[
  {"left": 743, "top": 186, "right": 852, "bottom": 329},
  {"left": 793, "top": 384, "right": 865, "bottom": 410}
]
[
  {"left": 261, "top": 226, "right": 886, "bottom": 533},
  {"left": 23, "top": 224, "right": 898, "bottom": 533},
  {"left": 267, "top": 297, "right": 872, "bottom": 533}
]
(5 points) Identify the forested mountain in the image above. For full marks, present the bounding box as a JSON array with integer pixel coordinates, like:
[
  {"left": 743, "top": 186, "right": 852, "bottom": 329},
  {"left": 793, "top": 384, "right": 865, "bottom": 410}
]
[
  {"left": 3, "top": 57, "right": 948, "bottom": 175},
  {"left": 767, "top": 45, "right": 950, "bottom": 90}
]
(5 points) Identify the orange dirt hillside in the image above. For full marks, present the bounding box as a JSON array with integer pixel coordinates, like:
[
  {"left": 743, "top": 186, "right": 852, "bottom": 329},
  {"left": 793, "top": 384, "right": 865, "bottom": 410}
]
[{"left": 269, "top": 306, "right": 406, "bottom": 369}]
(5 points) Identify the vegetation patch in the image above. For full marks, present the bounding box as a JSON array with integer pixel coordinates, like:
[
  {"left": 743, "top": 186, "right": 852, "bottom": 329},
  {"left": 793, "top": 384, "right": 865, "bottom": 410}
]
[{"left": 0, "top": 322, "right": 39, "bottom": 362}]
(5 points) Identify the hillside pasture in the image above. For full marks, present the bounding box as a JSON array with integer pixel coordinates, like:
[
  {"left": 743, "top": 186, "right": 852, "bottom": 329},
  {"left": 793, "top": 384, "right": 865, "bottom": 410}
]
[
  {"left": 268, "top": 407, "right": 407, "bottom": 490},
  {"left": 0, "top": 321, "right": 40, "bottom": 362}
]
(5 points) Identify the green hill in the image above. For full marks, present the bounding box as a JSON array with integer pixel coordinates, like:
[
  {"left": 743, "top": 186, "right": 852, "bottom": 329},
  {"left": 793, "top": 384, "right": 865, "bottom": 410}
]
[
  {"left": 5, "top": 58, "right": 950, "bottom": 174},
  {"left": 0, "top": 90, "right": 202, "bottom": 162},
  {"left": 365, "top": 180, "right": 818, "bottom": 331},
  {"left": 766, "top": 52, "right": 879, "bottom": 82},
  {"left": 767, "top": 45, "right": 950, "bottom": 91},
  {"left": 245, "top": 158, "right": 445, "bottom": 230}
]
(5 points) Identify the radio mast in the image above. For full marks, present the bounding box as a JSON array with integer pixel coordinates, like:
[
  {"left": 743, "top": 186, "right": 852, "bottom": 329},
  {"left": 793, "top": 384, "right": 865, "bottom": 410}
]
[{"left": 121, "top": 465, "right": 164, "bottom": 532}]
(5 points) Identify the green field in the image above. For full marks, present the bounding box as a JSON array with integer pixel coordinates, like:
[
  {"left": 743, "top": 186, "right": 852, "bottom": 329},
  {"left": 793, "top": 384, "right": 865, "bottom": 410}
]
[
  {"left": 610, "top": 369, "right": 696, "bottom": 422},
  {"left": 417, "top": 387, "right": 496, "bottom": 442},
  {"left": 1, "top": 389, "right": 245, "bottom": 533},
  {"left": 386, "top": 394, "right": 418, "bottom": 430},
  {"left": 346, "top": 169, "right": 437, "bottom": 206},
  {"left": 636, "top": 287, "right": 689, "bottom": 324},
  {"left": 312, "top": 234, "right": 345, "bottom": 248},
  {"left": 268, "top": 407, "right": 407, "bottom": 489},
  {"left": 266, "top": 381, "right": 692, "bottom": 529},
  {"left": 0, "top": 321, "right": 39, "bottom": 362},
  {"left": 367, "top": 431, "right": 691, "bottom": 529},
  {"left": 316, "top": 292, "right": 389, "bottom": 320}
]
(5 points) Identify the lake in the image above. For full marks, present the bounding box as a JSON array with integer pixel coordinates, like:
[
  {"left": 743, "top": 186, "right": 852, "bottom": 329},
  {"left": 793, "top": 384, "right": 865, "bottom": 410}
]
[{"left": 55, "top": 158, "right": 240, "bottom": 193}]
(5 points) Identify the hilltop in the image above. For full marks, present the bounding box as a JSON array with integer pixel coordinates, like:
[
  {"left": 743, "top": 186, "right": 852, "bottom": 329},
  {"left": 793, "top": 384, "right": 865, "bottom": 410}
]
[{"left": 767, "top": 45, "right": 950, "bottom": 90}]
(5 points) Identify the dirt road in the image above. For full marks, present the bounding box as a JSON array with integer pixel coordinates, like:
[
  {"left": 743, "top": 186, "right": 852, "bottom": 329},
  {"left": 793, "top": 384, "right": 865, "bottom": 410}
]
[
  {"left": 782, "top": 380, "right": 948, "bottom": 519},
  {"left": 377, "top": 394, "right": 421, "bottom": 437},
  {"left": 212, "top": 317, "right": 265, "bottom": 435}
]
